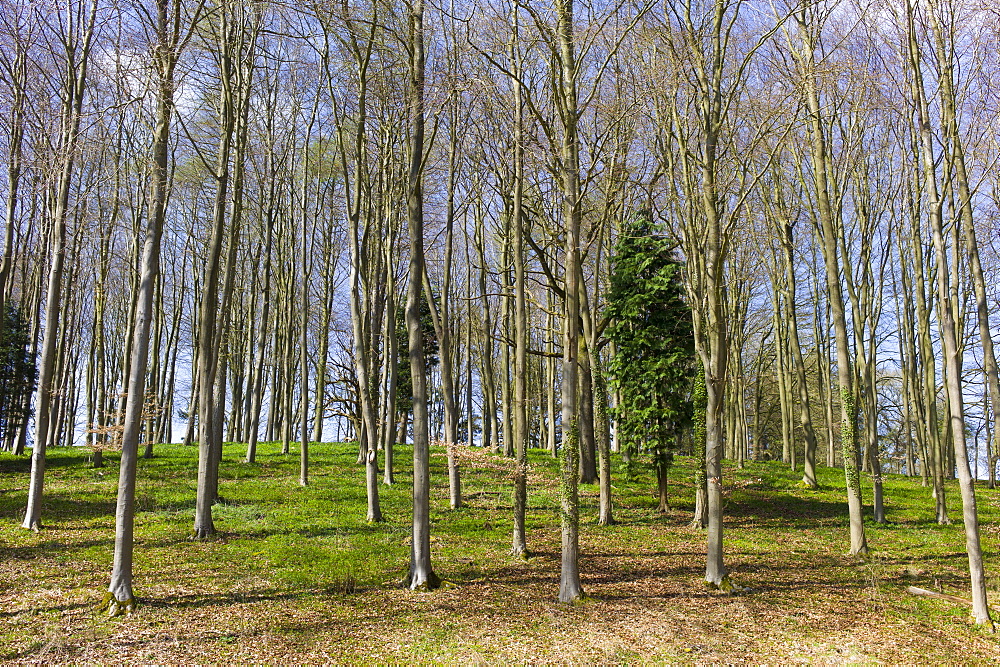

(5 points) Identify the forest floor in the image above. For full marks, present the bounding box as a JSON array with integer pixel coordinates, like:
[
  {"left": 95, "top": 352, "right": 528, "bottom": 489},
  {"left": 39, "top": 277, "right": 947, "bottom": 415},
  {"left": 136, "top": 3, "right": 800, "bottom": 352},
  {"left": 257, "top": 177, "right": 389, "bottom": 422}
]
[{"left": 2, "top": 442, "right": 1000, "bottom": 663}]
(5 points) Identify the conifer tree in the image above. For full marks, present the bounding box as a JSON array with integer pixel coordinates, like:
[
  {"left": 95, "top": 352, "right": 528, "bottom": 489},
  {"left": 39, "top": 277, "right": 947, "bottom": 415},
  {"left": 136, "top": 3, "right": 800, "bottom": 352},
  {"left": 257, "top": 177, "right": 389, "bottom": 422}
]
[
  {"left": 605, "top": 213, "right": 696, "bottom": 513},
  {"left": 0, "top": 302, "right": 35, "bottom": 451}
]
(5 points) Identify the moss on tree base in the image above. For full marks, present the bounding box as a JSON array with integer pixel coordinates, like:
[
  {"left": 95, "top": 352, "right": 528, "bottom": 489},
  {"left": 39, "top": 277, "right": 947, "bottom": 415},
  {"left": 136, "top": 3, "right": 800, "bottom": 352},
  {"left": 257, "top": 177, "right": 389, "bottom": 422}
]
[
  {"left": 705, "top": 574, "right": 744, "bottom": 594},
  {"left": 559, "top": 591, "right": 590, "bottom": 605},
  {"left": 101, "top": 591, "right": 136, "bottom": 617},
  {"left": 402, "top": 570, "right": 442, "bottom": 591}
]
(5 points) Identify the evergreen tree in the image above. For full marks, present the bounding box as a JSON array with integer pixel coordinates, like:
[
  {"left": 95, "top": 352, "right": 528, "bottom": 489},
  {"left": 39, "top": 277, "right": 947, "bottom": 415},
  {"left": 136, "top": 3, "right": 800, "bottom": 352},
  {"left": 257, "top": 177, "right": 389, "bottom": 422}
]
[
  {"left": 0, "top": 302, "right": 36, "bottom": 451},
  {"left": 395, "top": 298, "right": 438, "bottom": 428},
  {"left": 605, "top": 212, "right": 696, "bottom": 511}
]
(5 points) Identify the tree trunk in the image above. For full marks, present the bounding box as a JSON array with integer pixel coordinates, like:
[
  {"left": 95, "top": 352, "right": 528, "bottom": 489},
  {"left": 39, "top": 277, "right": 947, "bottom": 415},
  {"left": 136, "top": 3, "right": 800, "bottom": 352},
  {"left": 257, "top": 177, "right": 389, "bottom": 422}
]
[
  {"left": 23, "top": 0, "right": 96, "bottom": 530},
  {"left": 796, "top": 9, "right": 867, "bottom": 555},
  {"left": 404, "top": 0, "right": 438, "bottom": 591},
  {"left": 555, "top": 0, "right": 584, "bottom": 604},
  {"left": 195, "top": 1, "right": 256, "bottom": 538},
  {"left": 690, "top": 366, "right": 708, "bottom": 529},
  {"left": 907, "top": 0, "right": 991, "bottom": 626},
  {"left": 510, "top": 20, "right": 528, "bottom": 555},
  {"left": 106, "top": 0, "right": 180, "bottom": 613},
  {"left": 779, "top": 221, "right": 819, "bottom": 488}
]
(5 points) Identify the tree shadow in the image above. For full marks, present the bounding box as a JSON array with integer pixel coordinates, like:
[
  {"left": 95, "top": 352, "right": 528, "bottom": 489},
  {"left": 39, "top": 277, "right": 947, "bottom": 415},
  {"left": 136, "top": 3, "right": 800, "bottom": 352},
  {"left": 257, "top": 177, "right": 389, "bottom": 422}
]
[
  {"left": 725, "top": 494, "right": 848, "bottom": 522},
  {"left": 0, "top": 494, "right": 115, "bottom": 524},
  {"left": 0, "top": 450, "right": 93, "bottom": 474},
  {"left": 0, "top": 538, "right": 112, "bottom": 567}
]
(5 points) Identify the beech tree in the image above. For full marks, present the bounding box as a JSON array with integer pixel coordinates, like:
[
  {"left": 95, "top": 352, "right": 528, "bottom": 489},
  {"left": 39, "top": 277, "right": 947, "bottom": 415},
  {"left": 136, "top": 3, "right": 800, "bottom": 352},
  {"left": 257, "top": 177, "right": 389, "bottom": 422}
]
[
  {"left": 404, "top": 0, "right": 439, "bottom": 591},
  {"left": 104, "top": 0, "right": 196, "bottom": 615},
  {"left": 552, "top": 0, "right": 585, "bottom": 603},
  {"left": 899, "top": 0, "right": 992, "bottom": 628},
  {"left": 646, "top": 0, "right": 792, "bottom": 589},
  {"left": 784, "top": 1, "right": 868, "bottom": 555},
  {"left": 193, "top": 0, "right": 261, "bottom": 539},
  {"left": 22, "top": 0, "right": 98, "bottom": 531}
]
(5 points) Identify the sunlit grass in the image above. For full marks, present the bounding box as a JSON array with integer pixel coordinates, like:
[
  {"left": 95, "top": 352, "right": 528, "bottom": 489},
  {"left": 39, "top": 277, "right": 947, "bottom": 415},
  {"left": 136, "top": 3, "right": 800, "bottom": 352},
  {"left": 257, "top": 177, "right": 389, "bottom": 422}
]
[{"left": 2, "top": 441, "right": 999, "bottom": 661}]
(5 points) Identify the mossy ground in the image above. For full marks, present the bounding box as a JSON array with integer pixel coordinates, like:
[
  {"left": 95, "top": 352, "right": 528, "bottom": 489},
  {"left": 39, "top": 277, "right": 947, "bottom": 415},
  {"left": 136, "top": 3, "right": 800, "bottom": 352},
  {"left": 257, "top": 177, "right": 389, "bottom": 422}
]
[{"left": 2, "top": 442, "right": 1000, "bottom": 662}]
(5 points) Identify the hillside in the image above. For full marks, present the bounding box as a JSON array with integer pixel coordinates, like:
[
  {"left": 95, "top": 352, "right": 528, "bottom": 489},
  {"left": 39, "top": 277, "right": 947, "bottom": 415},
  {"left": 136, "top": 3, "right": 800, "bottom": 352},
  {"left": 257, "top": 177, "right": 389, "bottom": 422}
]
[{"left": 2, "top": 443, "right": 999, "bottom": 662}]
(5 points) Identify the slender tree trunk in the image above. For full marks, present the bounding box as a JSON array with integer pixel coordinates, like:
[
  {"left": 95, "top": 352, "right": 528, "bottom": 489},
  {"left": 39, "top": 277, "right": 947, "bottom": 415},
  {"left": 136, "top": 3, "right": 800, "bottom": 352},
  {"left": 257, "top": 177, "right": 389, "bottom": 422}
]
[
  {"left": 382, "top": 246, "right": 398, "bottom": 485},
  {"left": 907, "top": 0, "right": 991, "bottom": 626},
  {"left": 778, "top": 221, "right": 819, "bottom": 488},
  {"left": 475, "top": 204, "right": 498, "bottom": 454},
  {"left": 933, "top": 0, "right": 1000, "bottom": 500},
  {"left": 796, "top": 10, "right": 867, "bottom": 555},
  {"left": 500, "top": 231, "right": 513, "bottom": 458},
  {"left": 690, "top": 365, "right": 708, "bottom": 529},
  {"left": 546, "top": 295, "right": 558, "bottom": 457},
  {"left": 23, "top": 1, "right": 96, "bottom": 530},
  {"left": 195, "top": 1, "right": 256, "bottom": 537},
  {"left": 245, "top": 209, "right": 273, "bottom": 462},
  {"left": 578, "top": 346, "right": 598, "bottom": 483},
  {"left": 510, "top": 19, "right": 528, "bottom": 554},
  {"left": 105, "top": 0, "right": 181, "bottom": 612},
  {"left": 773, "top": 294, "right": 792, "bottom": 466},
  {"left": 555, "top": 0, "right": 583, "bottom": 603},
  {"left": 404, "top": 0, "right": 438, "bottom": 590}
]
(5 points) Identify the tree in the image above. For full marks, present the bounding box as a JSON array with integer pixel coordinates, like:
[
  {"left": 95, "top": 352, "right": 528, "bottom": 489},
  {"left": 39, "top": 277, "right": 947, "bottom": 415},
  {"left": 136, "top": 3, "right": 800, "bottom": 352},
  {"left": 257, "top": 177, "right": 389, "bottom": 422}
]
[
  {"left": 193, "top": 0, "right": 260, "bottom": 539},
  {"left": 22, "top": 0, "right": 99, "bottom": 531},
  {"left": 403, "top": 0, "right": 439, "bottom": 591},
  {"left": 901, "top": 0, "right": 991, "bottom": 628},
  {"left": 103, "top": 0, "right": 197, "bottom": 615},
  {"left": 554, "top": 0, "right": 584, "bottom": 604},
  {"left": 0, "top": 302, "right": 36, "bottom": 450},
  {"left": 606, "top": 212, "right": 696, "bottom": 513},
  {"left": 647, "top": 0, "right": 791, "bottom": 589},
  {"left": 787, "top": 2, "right": 868, "bottom": 555}
]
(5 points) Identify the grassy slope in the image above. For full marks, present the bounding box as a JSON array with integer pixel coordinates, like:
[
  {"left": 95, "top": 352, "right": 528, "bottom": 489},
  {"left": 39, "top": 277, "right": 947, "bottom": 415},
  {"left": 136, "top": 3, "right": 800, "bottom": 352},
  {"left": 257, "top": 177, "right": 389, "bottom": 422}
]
[{"left": 1, "top": 441, "right": 999, "bottom": 662}]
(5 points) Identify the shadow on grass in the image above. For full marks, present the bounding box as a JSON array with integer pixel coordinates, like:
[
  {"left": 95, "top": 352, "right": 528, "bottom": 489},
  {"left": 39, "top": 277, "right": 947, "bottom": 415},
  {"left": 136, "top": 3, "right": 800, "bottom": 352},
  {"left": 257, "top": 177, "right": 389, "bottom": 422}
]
[
  {"left": 0, "top": 539, "right": 112, "bottom": 567},
  {"left": 0, "top": 450, "right": 94, "bottom": 474},
  {"left": 218, "top": 520, "right": 404, "bottom": 541},
  {"left": 0, "top": 494, "right": 115, "bottom": 524},
  {"left": 725, "top": 494, "right": 847, "bottom": 522},
  {"left": 142, "top": 584, "right": 379, "bottom": 612},
  {"left": 0, "top": 587, "right": 343, "bottom": 623}
]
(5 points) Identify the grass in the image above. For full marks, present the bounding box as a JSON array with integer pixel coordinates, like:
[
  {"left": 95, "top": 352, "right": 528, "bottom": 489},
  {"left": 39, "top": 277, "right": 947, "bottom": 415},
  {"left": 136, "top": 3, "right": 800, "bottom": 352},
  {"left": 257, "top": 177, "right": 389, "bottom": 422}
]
[{"left": 2, "top": 441, "right": 1000, "bottom": 662}]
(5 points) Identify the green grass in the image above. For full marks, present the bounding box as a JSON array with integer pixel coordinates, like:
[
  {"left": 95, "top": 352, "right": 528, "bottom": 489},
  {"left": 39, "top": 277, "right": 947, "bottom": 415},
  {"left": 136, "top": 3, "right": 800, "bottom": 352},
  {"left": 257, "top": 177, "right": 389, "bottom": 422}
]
[{"left": 2, "top": 442, "right": 1000, "bottom": 661}]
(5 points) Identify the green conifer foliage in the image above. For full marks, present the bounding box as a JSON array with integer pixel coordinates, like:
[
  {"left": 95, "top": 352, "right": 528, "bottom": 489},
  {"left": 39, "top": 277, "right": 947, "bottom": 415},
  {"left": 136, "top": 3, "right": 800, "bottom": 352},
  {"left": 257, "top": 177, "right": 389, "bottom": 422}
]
[
  {"left": 605, "top": 213, "right": 696, "bottom": 475},
  {"left": 0, "top": 302, "right": 37, "bottom": 449}
]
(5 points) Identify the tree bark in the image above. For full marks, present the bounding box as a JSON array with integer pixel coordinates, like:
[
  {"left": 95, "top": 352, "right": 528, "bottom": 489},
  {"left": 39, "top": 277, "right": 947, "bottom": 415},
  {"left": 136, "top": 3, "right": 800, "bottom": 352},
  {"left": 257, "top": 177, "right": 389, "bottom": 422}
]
[
  {"left": 106, "top": 0, "right": 183, "bottom": 613},
  {"left": 555, "top": 0, "right": 584, "bottom": 604},
  {"left": 404, "top": 0, "right": 438, "bottom": 591}
]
